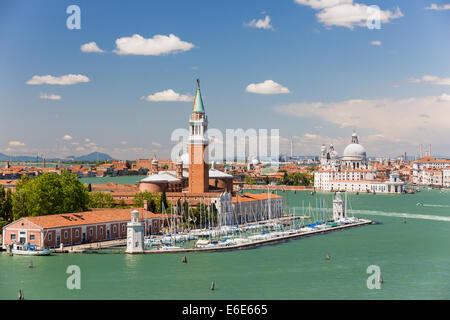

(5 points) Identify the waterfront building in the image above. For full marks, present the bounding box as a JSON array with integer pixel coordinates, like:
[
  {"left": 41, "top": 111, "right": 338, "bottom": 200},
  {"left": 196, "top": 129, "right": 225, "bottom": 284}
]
[
  {"left": 1, "top": 208, "right": 169, "bottom": 249},
  {"left": 314, "top": 132, "right": 404, "bottom": 193},
  {"left": 412, "top": 156, "right": 450, "bottom": 186}
]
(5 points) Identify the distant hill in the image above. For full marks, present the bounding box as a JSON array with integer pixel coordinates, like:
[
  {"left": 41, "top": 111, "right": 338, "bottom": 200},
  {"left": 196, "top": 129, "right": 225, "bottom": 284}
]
[
  {"left": 66, "top": 152, "right": 114, "bottom": 162},
  {"left": 0, "top": 152, "right": 114, "bottom": 162}
]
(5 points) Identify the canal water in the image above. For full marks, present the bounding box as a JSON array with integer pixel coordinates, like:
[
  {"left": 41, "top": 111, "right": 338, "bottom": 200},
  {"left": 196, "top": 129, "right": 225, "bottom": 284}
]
[{"left": 1, "top": 188, "right": 449, "bottom": 299}]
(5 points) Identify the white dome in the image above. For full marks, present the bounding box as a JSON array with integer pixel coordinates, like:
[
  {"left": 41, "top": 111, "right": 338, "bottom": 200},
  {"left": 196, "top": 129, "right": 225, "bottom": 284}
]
[{"left": 343, "top": 143, "right": 366, "bottom": 160}]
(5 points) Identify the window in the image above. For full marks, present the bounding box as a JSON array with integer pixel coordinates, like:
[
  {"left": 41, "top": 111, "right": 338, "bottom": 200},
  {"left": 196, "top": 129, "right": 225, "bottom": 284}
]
[
  {"left": 30, "top": 234, "right": 35, "bottom": 241},
  {"left": 11, "top": 234, "right": 16, "bottom": 240},
  {"left": 48, "top": 233, "right": 52, "bottom": 241},
  {"left": 122, "top": 225, "right": 125, "bottom": 232},
  {"left": 100, "top": 227, "right": 103, "bottom": 235},
  {"left": 113, "top": 225, "right": 117, "bottom": 233},
  {"left": 75, "top": 230, "right": 79, "bottom": 237},
  {"left": 64, "top": 231, "right": 68, "bottom": 239},
  {"left": 89, "top": 229, "right": 93, "bottom": 236}
]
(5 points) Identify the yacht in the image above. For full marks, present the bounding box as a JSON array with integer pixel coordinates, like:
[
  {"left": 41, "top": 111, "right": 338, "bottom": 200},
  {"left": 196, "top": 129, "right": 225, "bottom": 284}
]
[{"left": 9, "top": 243, "right": 52, "bottom": 256}]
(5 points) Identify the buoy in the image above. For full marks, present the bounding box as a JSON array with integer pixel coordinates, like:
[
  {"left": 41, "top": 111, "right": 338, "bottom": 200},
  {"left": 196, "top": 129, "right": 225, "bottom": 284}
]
[
  {"left": 403, "top": 218, "right": 407, "bottom": 224},
  {"left": 325, "top": 253, "right": 331, "bottom": 260},
  {"left": 379, "top": 274, "right": 383, "bottom": 284},
  {"left": 18, "top": 289, "right": 24, "bottom": 300},
  {"left": 210, "top": 281, "right": 215, "bottom": 291},
  {"left": 29, "top": 260, "right": 33, "bottom": 268},
  {"left": 182, "top": 256, "right": 187, "bottom": 263}
]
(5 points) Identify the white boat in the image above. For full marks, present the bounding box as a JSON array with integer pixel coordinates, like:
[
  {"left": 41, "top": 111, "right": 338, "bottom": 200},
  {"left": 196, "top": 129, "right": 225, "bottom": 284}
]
[{"left": 10, "top": 243, "right": 51, "bottom": 256}]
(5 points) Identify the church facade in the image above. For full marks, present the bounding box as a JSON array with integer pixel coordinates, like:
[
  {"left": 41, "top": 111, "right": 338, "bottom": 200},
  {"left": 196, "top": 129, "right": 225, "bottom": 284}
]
[{"left": 314, "top": 132, "right": 404, "bottom": 194}]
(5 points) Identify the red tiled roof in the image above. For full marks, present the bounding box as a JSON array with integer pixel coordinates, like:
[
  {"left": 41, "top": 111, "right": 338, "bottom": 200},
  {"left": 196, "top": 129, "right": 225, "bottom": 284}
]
[{"left": 21, "top": 208, "right": 168, "bottom": 229}]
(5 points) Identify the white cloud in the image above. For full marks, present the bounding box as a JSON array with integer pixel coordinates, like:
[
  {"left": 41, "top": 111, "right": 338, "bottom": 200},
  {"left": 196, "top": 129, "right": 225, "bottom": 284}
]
[
  {"left": 295, "top": 0, "right": 403, "bottom": 29},
  {"left": 294, "top": 0, "right": 352, "bottom": 10},
  {"left": 9, "top": 141, "right": 25, "bottom": 147},
  {"left": 409, "top": 75, "right": 450, "bottom": 86},
  {"left": 75, "top": 146, "right": 85, "bottom": 152},
  {"left": 85, "top": 138, "right": 91, "bottom": 142},
  {"left": 438, "top": 93, "right": 450, "bottom": 101},
  {"left": 39, "top": 93, "right": 61, "bottom": 100},
  {"left": 121, "top": 141, "right": 127, "bottom": 145},
  {"left": 26, "top": 74, "right": 90, "bottom": 85},
  {"left": 371, "top": 40, "right": 382, "bottom": 46},
  {"left": 114, "top": 34, "right": 195, "bottom": 56},
  {"left": 141, "top": 89, "right": 194, "bottom": 102},
  {"left": 246, "top": 80, "right": 290, "bottom": 95},
  {"left": 274, "top": 94, "right": 450, "bottom": 150},
  {"left": 63, "top": 135, "right": 73, "bottom": 141},
  {"left": 244, "top": 15, "right": 274, "bottom": 30},
  {"left": 425, "top": 4, "right": 450, "bottom": 10},
  {"left": 80, "top": 41, "right": 105, "bottom": 53}
]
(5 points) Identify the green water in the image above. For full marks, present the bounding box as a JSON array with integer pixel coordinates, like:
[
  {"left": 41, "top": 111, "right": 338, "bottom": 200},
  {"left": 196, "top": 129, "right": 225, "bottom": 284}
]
[{"left": 1, "top": 189, "right": 449, "bottom": 300}]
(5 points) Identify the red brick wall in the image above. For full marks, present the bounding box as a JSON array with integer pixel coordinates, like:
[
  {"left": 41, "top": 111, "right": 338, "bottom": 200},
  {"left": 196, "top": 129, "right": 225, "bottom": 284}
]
[
  {"left": 61, "top": 228, "right": 72, "bottom": 245},
  {"left": 189, "top": 144, "right": 209, "bottom": 193}
]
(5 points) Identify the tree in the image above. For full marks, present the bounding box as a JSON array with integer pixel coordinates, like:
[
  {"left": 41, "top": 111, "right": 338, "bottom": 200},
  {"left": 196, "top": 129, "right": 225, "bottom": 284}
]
[
  {"left": 12, "top": 172, "right": 89, "bottom": 220},
  {"left": 133, "top": 191, "right": 154, "bottom": 208},
  {"left": 87, "top": 183, "right": 92, "bottom": 192},
  {"left": 0, "top": 186, "right": 12, "bottom": 227},
  {"left": 88, "top": 192, "right": 115, "bottom": 208},
  {"left": 117, "top": 199, "right": 128, "bottom": 208},
  {"left": 159, "top": 189, "right": 168, "bottom": 213}
]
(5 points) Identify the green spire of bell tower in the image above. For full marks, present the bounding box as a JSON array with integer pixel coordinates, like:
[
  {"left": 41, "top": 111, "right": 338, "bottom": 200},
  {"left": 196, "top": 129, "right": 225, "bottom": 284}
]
[{"left": 192, "top": 79, "right": 205, "bottom": 113}]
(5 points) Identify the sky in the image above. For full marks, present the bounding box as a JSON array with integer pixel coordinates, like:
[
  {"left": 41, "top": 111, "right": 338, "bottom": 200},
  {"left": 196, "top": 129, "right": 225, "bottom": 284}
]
[{"left": 0, "top": 0, "right": 449, "bottom": 160}]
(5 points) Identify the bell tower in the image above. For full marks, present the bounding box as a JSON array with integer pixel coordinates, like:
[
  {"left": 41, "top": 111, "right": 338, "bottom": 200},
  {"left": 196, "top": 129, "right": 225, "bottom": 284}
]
[{"left": 188, "top": 79, "right": 209, "bottom": 193}]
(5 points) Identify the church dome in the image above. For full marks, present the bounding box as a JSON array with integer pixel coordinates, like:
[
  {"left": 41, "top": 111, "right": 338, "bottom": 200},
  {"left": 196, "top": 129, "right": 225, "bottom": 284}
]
[{"left": 342, "top": 143, "right": 366, "bottom": 160}]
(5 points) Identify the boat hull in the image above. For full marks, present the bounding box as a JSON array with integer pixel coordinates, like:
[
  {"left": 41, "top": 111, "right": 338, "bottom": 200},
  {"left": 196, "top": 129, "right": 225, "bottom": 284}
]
[{"left": 11, "top": 249, "right": 52, "bottom": 256}]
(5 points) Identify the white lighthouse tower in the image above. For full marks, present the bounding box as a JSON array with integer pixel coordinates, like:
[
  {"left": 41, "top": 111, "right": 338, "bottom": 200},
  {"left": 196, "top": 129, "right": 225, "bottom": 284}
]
[
  {"left": 126, "top": 210, "right": 144, "bottom": 254},
  {"left": 332, "top": 192, "right": 346, "bottom": 221}
]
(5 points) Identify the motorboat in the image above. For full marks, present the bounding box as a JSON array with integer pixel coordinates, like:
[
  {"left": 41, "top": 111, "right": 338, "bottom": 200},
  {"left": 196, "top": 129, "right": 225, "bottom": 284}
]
[{"left": 10, "top": 243, "right": 52, "bottom": 256}]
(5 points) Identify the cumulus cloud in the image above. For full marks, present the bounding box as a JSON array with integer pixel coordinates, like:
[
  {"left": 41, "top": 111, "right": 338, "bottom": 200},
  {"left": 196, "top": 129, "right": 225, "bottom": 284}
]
[
  {"left": 114, "top": 34, "right": 195, "bottom": 56},
  {"left": 371, "top": 40, "right": 382, "bottom": 46},
  {"left": 26, "top": 74, "right": 90, "bottom": 85},
  {"left": 63, "top": 135, "right": 73, "bottom": 141},
  {"left": 80, "top": 41, "right": 105, "bottom": 53},
  {"left": 274, "top": 94, "right": 450, "bottom": 151},
  {"left": 141, "top": 89, "right": 194, "bottom": 102},
  {"left": 40, "top": 93, "right": 61, "bottom": 100},
  {"left": 246, "top": 80, "right": 290, "bottom": 95},
  {"left": 409, "top": 75, "right": 450, "bottom": 86},
  {"left": 9, "top": 141, "right": 25, "bottom": 147},
  {"left": 425, "top": 4, "right": 450, "bottom": 10},
  {"left": 244, "top": 15, "right": 274, "bottom": 30},
  {"left": 294, "top": 0, "right": 403, "bottom": 29}
]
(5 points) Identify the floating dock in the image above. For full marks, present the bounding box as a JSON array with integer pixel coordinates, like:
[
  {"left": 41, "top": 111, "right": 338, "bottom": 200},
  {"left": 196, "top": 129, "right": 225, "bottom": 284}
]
[{"left": 141, "top": 218, "right": 373, "bottom": 254}]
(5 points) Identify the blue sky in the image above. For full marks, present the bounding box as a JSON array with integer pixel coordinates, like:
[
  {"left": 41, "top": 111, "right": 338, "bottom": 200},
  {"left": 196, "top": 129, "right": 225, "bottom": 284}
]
[{"left": 0, "top": 0, "right": 449, "bottom": 160}]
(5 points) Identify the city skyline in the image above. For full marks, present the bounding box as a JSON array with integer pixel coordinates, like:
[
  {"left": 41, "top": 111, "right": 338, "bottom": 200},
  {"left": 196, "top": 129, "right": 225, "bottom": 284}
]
[{"left": 1, "top": 0, "right": 450, "bottom": 160}]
